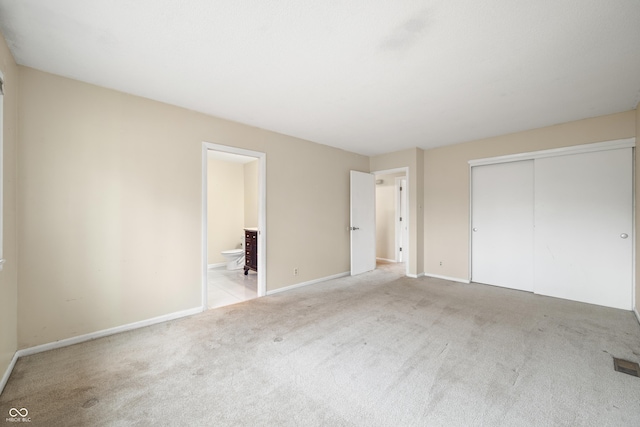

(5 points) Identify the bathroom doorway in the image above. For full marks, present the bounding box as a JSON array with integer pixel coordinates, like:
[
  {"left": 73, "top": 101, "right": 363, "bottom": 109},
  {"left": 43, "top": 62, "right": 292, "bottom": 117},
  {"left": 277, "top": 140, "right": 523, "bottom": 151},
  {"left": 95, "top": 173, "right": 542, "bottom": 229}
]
[
  {"left": 202, "top": 143, "right": 266, "bottom": 310},
  {"left": 374, "top": 168, "right": 409, "bottom": 276}
]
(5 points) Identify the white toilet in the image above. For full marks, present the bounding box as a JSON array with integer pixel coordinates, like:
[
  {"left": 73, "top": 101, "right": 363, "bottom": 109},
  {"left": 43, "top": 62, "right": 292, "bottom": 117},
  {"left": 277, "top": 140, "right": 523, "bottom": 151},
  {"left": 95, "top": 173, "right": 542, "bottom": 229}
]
[{"left": 221, "top": 249, "right": 245, "bottom": 270}]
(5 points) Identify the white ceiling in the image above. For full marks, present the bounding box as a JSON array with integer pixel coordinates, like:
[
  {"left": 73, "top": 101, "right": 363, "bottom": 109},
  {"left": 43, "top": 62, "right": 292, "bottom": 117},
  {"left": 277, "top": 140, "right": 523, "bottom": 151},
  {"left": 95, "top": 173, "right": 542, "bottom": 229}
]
[{"left": 1, "top": 1, "right": 639, "bottom": 156}]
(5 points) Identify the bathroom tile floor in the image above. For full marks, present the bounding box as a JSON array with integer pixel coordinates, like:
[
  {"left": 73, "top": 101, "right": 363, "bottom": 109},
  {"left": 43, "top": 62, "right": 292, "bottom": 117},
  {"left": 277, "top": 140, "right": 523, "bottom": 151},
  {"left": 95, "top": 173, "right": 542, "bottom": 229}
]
[{"left": 208, "top": 266, "right": 257, "bottom": 309}]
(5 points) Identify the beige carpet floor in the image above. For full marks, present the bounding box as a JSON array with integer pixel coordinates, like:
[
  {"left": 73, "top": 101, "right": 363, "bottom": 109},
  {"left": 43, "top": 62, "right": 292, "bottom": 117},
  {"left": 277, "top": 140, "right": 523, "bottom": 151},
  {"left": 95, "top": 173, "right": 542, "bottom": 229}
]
[{"left": 2, "top": 263, "right": 640, "bottom": 426}]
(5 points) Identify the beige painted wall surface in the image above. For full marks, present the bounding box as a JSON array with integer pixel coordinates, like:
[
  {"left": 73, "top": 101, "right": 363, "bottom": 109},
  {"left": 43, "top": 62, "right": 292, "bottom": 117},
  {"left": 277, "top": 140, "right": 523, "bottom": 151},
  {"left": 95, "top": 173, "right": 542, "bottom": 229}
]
[
  {"left": 18, "top": 67, "right": 368, "bottom": 348},
  {"left": 423, "top": 111, "right": 636, "bottom": 284},
  {"left": 0, "top": 32, "right": 18, "bottom": 385},
  {"left": 265, "top": 132, "right": 368, "bottom": 286},
  {"left": 375, "top": 173, "right": 404, "bottom": 261},
  {"left": 207, "top": 156, "right": 245, "bottom": 265},
  {"left": 243, "top": 160, "right": 259, "bottom": 228},
  {"left": 370, "top": 148, "right": 424, "bottom": 275}
]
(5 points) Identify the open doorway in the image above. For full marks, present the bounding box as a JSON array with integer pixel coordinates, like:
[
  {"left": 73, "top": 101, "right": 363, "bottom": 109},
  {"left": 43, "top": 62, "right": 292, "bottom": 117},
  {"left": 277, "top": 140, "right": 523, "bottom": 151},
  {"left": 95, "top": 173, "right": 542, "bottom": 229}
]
[
  {"left": 202, "top": 143, "right": 266, "bottom": 310},
  {"left": 374, "top": 168, "right": 408, "bottom": 275}
]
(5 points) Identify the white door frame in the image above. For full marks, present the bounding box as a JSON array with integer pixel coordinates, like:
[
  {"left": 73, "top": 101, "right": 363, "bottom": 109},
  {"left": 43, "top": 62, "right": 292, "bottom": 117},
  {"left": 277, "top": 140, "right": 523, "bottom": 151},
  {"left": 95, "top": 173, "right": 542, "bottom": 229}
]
[
  {"left": 372, "top": 167, "right": 410, "bottom": 277},
  {"left": 201, "top": 142, "right": 267, "bottom": 310},
  {"left": 394, "top": 177, "right": 407, "bottom": 263}
]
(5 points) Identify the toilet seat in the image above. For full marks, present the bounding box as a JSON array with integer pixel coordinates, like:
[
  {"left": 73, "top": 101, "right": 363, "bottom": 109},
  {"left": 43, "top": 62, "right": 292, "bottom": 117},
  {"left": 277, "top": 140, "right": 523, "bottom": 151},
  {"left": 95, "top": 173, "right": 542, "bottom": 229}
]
[{"left": 221, "top": 249, "right": 244, "bottom": 255}]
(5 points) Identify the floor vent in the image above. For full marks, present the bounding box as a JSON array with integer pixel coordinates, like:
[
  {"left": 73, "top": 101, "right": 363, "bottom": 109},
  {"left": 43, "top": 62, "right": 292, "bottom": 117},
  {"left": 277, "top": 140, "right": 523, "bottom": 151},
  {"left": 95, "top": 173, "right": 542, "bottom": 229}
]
[{"left": 613, "top": 357, "right": 640, "bottom": 377}]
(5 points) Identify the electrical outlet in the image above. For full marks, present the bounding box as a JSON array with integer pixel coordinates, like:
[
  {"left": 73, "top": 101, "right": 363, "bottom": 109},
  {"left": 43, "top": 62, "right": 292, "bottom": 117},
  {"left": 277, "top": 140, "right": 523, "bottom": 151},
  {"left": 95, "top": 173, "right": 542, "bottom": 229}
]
[
  {"left": 293, "top": 268, "right": 299, "bottom": 276},
  {"left": 439, "top": 261, "right": 443, "bottom": 266}
]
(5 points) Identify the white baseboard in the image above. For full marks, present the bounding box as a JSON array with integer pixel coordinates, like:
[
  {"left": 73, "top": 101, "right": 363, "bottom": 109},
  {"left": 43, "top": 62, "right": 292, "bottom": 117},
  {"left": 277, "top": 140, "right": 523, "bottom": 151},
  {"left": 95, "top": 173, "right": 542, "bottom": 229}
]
[
  {"left": 208, "top": 263, "right": 225, "bottom": 269},
  {"left": 266, "top": 272, "right": 350, "bottom": 296},
  {"left": 0, "top": 351, "right": 19, "bottom": 396},
  {"left": 407, "top": 272, "right": 425, "bottom": 279},
  {"left": 423, "top": 273, "right": 471, "bottom": 284},
  {"left": 634, "top": 308, "right": 640, "bottom": 326},
  {"left": 15, "top": 306, "right": 203, "bottom": 359},
  {"left": 376, "top": 257, "right": 397, "bottom": 263}
]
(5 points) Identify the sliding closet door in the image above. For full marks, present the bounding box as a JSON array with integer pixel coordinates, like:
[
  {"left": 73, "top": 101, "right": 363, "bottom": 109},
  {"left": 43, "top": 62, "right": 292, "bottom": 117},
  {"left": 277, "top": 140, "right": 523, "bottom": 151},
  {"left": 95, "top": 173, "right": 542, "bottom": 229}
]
[
  {"left": 471, "top": 160, "right": 534, "bottom": 291},
  {"left": 534, "top": 148, "right": 633, "bottom": 310}
]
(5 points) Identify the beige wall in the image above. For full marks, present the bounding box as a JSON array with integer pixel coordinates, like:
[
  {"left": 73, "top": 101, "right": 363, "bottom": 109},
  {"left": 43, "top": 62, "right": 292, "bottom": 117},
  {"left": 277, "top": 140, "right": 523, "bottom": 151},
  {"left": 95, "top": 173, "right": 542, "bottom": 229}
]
[
  {"left": 0, "top": 32, "right": 18, "bottom": 386},
  {"left": 18, "top": 67, "right": 368, "bottom": 348},
  {"left": 207, "top": 156, "right": 245, "bottom": 265},
  {"left": 265, "top": 132, "right": 368, "bottom": 285},
  {"left": 423, "top": 111, "right": 636, "bottom": 285},
  {"left": 375, "top": 173, "right": 404, "bottom": 261},
  {"left": 243, "top": 160, "right": 259, "bottom": 228},
  {"left": 370, "top": 148, "right": 424, "bottom": 276}
]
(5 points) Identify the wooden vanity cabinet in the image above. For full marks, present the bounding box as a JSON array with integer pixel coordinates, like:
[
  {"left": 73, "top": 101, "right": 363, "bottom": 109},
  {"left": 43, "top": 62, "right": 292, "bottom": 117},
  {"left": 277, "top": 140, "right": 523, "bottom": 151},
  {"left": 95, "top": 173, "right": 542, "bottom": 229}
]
[{"left": 244, "top": 229, "right": 258, "bottom": 275}]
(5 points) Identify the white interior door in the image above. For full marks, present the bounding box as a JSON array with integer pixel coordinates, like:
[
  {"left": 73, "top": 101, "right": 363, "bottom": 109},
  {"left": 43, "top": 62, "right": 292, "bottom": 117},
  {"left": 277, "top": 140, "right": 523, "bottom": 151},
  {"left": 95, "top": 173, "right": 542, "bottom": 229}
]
[
  {"left": 472, "top": 160, "right": 534, "bottom": 291},
  {"left": 534, "top": 148, "right": 633, "bottom": 309},
  {"left": 351, "top": 170, "right": 376, "bottom": 275},
  {"left": 396, "top": 178, "right": 408, "bottom": 262}
]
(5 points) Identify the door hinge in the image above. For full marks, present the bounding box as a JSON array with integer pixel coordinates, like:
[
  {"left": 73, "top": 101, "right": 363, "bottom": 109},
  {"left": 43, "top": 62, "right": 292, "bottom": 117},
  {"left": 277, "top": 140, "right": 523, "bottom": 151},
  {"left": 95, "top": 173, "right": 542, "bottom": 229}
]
[
  {"left": 399, "top": 217, "right": 402, "bottom": 221},
  {"left": 399, "top": 247, "right": 402, "bottom": 252}
]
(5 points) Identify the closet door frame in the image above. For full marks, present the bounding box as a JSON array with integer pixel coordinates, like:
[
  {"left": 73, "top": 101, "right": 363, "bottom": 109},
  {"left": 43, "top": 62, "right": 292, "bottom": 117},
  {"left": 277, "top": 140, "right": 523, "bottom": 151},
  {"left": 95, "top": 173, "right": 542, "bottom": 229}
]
[{"left": 468, "top": 138, "right": 635, "bottom": 304}]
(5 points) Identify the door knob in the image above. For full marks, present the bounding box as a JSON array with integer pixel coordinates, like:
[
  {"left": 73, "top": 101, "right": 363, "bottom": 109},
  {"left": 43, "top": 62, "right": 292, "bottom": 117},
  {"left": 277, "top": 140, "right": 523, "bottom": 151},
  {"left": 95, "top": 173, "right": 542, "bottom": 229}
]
[
  {"left": 473, "top": 228, "right": 478, "bottom": 232},
  {"left": 620, "top": 233, "right": 628, "bottom": 239},
  {"left": 350, "top": 226, "right": 360, "bottom": 231}
]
